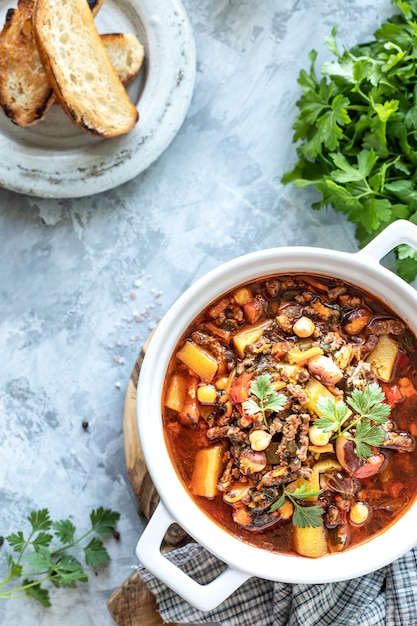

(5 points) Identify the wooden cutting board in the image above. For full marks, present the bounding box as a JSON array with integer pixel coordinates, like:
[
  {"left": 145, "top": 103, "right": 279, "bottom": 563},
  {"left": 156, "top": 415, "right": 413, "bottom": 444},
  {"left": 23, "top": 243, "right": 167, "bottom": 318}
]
[{"left": 107, "top": 334, "right": 189, "bottom": 626}]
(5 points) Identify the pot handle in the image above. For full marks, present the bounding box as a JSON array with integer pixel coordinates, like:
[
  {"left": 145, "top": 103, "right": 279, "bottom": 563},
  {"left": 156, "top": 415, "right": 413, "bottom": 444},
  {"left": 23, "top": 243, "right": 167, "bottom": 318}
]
[
  {"left": 135, "top": 501, "right": 251, "bottom": 612},
  {"left": 356, "top": 219, "right": 417, "bottom": 262}
]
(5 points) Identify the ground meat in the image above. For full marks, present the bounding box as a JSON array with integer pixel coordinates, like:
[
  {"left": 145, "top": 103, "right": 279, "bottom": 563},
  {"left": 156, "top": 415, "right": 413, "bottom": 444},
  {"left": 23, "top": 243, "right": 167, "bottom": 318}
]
[
  {"left": 276, "top": 414, "right": 305, "bottom": 463},
  {"left": 276, "top": 314, "right": 294, "bottom": 334},
  {"left": 328, "top": 285, "right": 347, "bottom": 300},
  {"left": 381, "top": 431, "right": 414, "bottom": 451},
  {"left": 345, "top": 361, "right": 378, "bottom": 392},
  {"left": 269, "top": 416, "right": 284, "bottom": 435},
  {"left": 320, "top": 332, "right": 345, "bottom": 352},
  {"left": 207, "top": 426, "right": 249, "bottom": 445},
  {"left": 258, "top": 466, "right": 291, "bottom": 487},
  {"left": 264, "top": 279, "right": 281, "bottom": 298},
  {"left": 217, "top": 458, "right": 235, "bottom": 491},
  {"left": 286, "top": 383, "right": 309, "bottom": 404},
  {"left": 294, "top": 292, "right": 314, "bottom": 304},
  {"left": 191, "top": 330, "right": 234, "bottom": 367},
  {"left": 361, "top": 334, "right": 379, "bottom": 354},
  {"left": 369, "top": 319, "right": 406, "bottom": 336},
  {"left": 338, "top": 294, "right": 362, "bottom": 307},
  {"left": 295, "top": 368, "right": 310, "bottom": 383},
  {"left": 245, "top": 336, "right": 272, "bottom": 354}
]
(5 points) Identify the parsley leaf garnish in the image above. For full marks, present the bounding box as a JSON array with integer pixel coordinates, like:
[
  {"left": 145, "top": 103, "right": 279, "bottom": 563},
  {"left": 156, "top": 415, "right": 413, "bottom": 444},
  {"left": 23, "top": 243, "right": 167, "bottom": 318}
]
[
  {"left": 347, "top": 383, "right": 391, "bottom": 423},
  {"left": 242, "top": 373, "right": 287, "bottom": 429},
  {"left": 0, "top": 507, "right": 120, "bottom": 606},
  {"left": 314, "top": 383, "right": 390, "bottom": 458},
  {"left": 270, "top": 483, "right": 324, "bottom": 528},
  {"left": 282, "top": 2, "right": 417, "bottom": 282}
]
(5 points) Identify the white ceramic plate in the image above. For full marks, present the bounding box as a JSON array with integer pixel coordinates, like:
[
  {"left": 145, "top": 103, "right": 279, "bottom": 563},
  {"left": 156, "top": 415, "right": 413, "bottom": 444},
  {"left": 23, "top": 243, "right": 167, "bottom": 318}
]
[{"left": 0, "top": 0, "right": 196, "bottom": 198}]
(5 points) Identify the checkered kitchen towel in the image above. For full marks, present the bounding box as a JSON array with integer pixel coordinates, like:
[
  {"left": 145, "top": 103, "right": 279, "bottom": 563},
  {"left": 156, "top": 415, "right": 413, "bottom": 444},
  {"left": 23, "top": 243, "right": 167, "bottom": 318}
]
[{"left": 137, "top": 543, "right": 417, "bottom": 625}]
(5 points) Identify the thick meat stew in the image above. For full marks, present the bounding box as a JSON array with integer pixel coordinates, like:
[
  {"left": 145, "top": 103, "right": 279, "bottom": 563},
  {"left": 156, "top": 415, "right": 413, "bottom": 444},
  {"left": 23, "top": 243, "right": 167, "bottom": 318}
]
[{"left": 162, "top": 274, "right": 417, "bottom": 557}]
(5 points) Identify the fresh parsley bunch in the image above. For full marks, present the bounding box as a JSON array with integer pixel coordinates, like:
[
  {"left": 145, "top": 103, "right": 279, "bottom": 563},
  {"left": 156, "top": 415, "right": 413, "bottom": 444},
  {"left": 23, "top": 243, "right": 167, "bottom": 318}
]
[
  {"left": 282, "top": 0, "right": 417, "bottom": 281},
  {"left": 0, "top": 507, "right": 120, "bottom": 607}
]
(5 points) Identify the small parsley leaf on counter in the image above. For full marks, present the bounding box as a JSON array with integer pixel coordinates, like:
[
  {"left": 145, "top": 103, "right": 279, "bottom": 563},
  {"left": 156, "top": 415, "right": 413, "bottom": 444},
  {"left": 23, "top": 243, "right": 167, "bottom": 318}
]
[{"left": 0, "top": 507, "right": 120, "bottom": 606}]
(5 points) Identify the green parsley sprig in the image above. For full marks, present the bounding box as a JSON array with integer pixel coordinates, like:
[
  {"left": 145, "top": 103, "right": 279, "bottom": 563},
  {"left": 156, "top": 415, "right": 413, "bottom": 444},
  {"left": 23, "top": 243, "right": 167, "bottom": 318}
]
[
  {"left": 270, "top": 482, "right": 324, "bottom": 528},
  {"left": 282, "top": 0, "right": 417, "bottom": 282},
  {"left": 242, "top": 373, "right": 287, "bottom": 429},
  {"left": 0, "top": 507, "right": 120, "bottom": 607},
  {"left": 314, "top": 383, "right": 391, "bottom": 458}
]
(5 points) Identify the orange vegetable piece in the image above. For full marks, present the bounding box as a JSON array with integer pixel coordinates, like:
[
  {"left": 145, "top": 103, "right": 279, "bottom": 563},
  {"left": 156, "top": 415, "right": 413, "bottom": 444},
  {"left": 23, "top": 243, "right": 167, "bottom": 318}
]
[
  {"left": 293, "top": 524, "right": 328, "bottom": 558},
  {"left": 164, "top": 373, "right": 188, "bottom": 412},
  {"left": 229, "top": 373, "right": 253, "bottom": 404},
  {"left": 190, "top": 445, "right": 224, "bottom": 498},
  {"left": 176, "top": 341, "right": 218, "bottom": 382},
  {"left": 243, "top": 295, "right": 266, "bottom": 324},
  {"left": 179, "top": 376, "right": 200, "bottom": 425}
]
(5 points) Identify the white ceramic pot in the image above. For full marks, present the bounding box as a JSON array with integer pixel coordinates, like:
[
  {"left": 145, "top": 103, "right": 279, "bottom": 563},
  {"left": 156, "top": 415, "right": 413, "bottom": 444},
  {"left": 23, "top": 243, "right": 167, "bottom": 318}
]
[{"left": 136, "top": 220, "right": 417, "bottom": 611}]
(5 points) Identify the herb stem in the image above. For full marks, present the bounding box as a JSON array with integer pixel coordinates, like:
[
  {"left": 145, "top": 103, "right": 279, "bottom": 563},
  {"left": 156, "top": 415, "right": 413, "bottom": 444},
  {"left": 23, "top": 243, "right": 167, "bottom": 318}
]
[
  {"left": 50, "top": 528, "right": 92, "bottom": 557},
  {"left": 0, "top": 576, "right": 52, "bottom": 598}
]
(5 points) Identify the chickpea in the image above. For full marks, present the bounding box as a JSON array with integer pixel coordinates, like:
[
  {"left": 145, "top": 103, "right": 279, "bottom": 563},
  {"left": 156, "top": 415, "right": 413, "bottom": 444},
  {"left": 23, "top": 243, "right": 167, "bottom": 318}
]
[
  {"left": 233, "top": 287, "right": 253, "bottom": 305},
  {"left": 293, "top": 316, "right": 315, "bottom": 338},
  {"left": 349, "top": 502, "right": 370, "bottom": 526},
  {"left": 309, "top": 424, "right": 331, "bottom": 446},
  {"left": 249, "top": 430, "right": 272, "bottom": 451},
  {"left": 197, "top": 384, "right": 217, "bottom": 404}
]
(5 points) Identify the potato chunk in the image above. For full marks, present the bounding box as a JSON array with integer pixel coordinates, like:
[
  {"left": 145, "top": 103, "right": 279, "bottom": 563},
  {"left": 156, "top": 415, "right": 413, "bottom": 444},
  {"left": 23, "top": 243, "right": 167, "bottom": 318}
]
[
  {"left": 232, "top": 319, "right": 272, "bottom": 358},
  {"left": 190, "top": 445, "right": 224, "bottom": 498},
  {"left": 164, "top": 373, "right": 188, "bottom": 412},
  {"left": 176, "top": 341, "right": 218, "bottom": 382},
  {"left": 366, "top": 334, "right": 398, "bottom": 382},
  {"left": 293, "top": 523, "right": 328, "bottom": 558}
]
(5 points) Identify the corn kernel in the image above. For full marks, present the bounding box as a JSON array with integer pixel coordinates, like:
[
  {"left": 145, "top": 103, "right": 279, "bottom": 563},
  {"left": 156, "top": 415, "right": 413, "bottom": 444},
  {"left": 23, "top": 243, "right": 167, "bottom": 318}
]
[{"left": 197, "top": 384, "right": 217, "bottom": 404}]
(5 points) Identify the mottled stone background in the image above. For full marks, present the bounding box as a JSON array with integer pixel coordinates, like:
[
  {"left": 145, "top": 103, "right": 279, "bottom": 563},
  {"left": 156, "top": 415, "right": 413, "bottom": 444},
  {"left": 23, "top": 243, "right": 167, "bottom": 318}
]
[{"left": 0, "top": 1, "right": 399, "bottom": 624}]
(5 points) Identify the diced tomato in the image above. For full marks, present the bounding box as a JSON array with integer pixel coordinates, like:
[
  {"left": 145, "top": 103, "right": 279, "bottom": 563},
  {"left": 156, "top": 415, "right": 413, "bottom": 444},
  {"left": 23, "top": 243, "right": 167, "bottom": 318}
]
[
  {"left": 388, "top": 479, "right": 404, "bottom": 498},
  {"left": 229, "top": 373, "right": 253, "bottom": 404},
  {"left": 381, "top": 383, "right": 403, "bottom": 408},
  {"left": 396, "top": 352, "right": 410, "bottom": 372},
  {"left": 243, "top": 295, "right": 267, "bottom": 324}
]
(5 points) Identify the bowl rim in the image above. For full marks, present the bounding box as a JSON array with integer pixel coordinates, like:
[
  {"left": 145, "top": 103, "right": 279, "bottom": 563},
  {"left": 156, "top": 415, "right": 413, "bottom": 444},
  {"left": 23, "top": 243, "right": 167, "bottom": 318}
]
[{"left": 137, "top": 244, "right": 417, "bottom": 583}]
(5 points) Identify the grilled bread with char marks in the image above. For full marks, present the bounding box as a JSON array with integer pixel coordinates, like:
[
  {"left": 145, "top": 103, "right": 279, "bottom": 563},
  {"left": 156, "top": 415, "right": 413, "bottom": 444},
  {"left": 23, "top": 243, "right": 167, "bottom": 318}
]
[
  {"left": 34, "top": 0, "right": 139, "bottom": 137},
  {"left": 0, "top": 0, "right": 143, "bottom": 128}
]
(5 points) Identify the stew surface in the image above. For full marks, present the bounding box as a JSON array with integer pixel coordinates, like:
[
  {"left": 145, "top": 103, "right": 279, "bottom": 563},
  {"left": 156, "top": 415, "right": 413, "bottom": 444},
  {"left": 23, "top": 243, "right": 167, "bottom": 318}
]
[{"left": 162, "top": 273, "right": 417, "bottom": 557}]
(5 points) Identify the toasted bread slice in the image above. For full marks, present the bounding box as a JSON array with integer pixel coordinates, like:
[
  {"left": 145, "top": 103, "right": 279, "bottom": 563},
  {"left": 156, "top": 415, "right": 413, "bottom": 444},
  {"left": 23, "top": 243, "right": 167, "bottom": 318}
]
[
  {"left": 34, "top": 0, "right": 139, "bottom": 137},
  {"left": 0, "top": 0, "right": 53, "bottom": 126},
  {"left": 101, "top": 33, "right": 144, "bottom": 87},
  {"left": 0, "top": 0, "right": 105, "bottom": 127}
]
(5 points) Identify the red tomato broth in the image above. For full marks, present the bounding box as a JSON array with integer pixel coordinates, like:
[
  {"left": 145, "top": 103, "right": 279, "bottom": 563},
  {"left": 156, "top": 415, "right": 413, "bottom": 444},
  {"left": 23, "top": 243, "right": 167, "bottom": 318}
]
[{"left": 162, "top": 273, "right": 417, "bottom": 557}]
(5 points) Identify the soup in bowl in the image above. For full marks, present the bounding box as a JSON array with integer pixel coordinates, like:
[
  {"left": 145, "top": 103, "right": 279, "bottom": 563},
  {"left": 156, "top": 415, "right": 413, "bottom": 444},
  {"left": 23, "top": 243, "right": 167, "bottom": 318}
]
[
  {"left": 136, "top": 220, "right": 417, "bottom": 611},
  {"left": 162, "top": 271, "right": 417, "bottom": 558}
]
